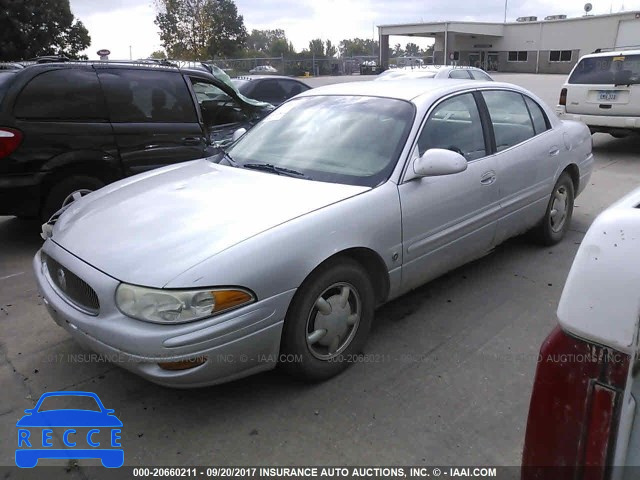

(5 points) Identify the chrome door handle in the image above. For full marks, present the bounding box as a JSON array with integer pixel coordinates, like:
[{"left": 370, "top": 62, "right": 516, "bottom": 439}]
[
  {"left": 549, "top": 147, "right": 560, "bottom": 156},
  {"left": 480, "top": 171, "right": 496, "bottom": 185}
]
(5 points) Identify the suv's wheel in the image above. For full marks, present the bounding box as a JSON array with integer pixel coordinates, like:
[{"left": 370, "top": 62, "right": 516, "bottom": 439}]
[
  {"left": 280, "top": 258, "right": 375, "bottom": 381},
  {"left": 532, "top": 172, "right": 575, "bottom": 246},
  {"left": 41, "top": 175, "right": 104, "bottom": 222}
]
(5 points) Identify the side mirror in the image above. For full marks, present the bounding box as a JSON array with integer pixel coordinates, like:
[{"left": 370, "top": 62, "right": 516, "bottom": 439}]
[
  {"left": 232, "top": 128, "right": 247, "bottom": 142},
  {"left": 412, "top": 148, "right": 467, "bottom": 177}
]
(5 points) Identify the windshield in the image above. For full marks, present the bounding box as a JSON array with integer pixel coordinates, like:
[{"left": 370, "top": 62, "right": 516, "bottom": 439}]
[
  {"left": 37, "top": 395, "right": 101, "bottom": 412},
  {"left": 226, "top": 95, "right": 415, "bottom": 187},
  {"left": 569, "top": 54, "right": 640, "bottom": 85}
]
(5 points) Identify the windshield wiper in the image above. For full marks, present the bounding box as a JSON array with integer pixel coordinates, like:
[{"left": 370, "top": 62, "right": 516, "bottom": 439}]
[{"left": 243, "top": 163, "right": 308, "bottom": 179}]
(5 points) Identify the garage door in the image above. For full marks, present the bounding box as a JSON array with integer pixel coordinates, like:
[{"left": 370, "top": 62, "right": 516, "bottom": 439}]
[{"left": 616, "top": 19, "right": 640, "bottom": 48}]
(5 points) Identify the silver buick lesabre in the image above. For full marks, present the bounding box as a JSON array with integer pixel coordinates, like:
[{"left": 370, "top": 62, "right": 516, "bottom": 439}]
[{"left": 34, "top": 79, "right": 594, "bottom": 388}]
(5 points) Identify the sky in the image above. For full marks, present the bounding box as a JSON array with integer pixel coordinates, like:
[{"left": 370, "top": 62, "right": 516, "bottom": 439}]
[{"left": 69, "top": 0, "right": 640, "bottom": 59}]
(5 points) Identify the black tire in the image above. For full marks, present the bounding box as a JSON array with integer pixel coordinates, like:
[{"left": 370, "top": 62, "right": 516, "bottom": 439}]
[
  {"left": 41, "top": 175, "right": 104, "bottom": 223},
  {"left": 531, "top": 172, "right": 575, "bottom": 246},
  {"left": 280, "top": 258, "right": 375, "bottom": 381}
]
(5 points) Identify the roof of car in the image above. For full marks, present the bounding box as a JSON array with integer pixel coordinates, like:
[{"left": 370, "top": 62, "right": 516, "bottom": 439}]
[
  {"left": 296, "top": 78, "right": 501, "bottom": 102},
  {"left": 234, "top": 75, "right": 308, "bottom": 82},
  {"left": 579, "top": 48, "right": 640, "bottom": 59}
]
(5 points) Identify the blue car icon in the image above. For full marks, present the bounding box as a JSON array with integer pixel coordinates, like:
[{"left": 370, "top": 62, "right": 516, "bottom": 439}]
[{"left": 16, "top": 391, "right": 123, "bottom": 468}]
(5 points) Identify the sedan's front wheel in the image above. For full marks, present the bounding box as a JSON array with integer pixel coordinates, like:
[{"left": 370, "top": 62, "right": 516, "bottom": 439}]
[{"left": 280, "top": 259, "right": 375, "bottom": 381}]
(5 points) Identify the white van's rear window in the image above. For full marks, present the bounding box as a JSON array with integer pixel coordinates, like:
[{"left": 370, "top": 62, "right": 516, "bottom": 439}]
[{"left": 569, "top": 54, "right": 640, "bottom": 84}]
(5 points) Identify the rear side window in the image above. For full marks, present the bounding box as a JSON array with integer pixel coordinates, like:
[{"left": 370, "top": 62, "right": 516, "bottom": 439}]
[
  {"left": 251, "top": 80, "right": 287, "bottom": 103},
  {"left": 14, "top": 69, "right": 107, "bottom": 120},
  {"left": 524, "top": 96, "right": 550, "bottom": 135},
  {"left": 98, "top": 70, "right": 197, "bottom": 123},
  {"left": 449, "top": 69, "right": 472, "bottom": 79},
  {"left": 470, "top": 70, "right": 492, "bottom": 81},
  {"left": 482, "top": 90, "right": 535, "bottom": 151},
  {"left": 569, "top": 54, "right": 640, "bottom": 84},
  {"left": 0, "top": 72, "right": 16, "bottom": 104},
  {"left": 279, "top": 80, "right": 309, "bottom": 97}
]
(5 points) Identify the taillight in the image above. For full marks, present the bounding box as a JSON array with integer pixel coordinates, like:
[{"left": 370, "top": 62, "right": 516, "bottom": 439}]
[
  {"left": 522, "top": 326, "right": 629, "bottom": 480},
  {"left": 559, "top": 88, "right": 567, "bottom": 106},
  {"left": 0, "top": 128, "right": 23, "bottom": 159}
]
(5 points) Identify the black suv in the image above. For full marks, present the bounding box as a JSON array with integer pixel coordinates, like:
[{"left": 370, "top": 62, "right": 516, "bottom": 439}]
[{"left": 0, "top": 62, "right": 272, "bottom": 220}]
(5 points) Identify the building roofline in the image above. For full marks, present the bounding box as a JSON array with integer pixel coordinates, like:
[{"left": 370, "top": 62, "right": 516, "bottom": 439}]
[{"left": 377, "top": 10, "right": 640, "bottom": 30}]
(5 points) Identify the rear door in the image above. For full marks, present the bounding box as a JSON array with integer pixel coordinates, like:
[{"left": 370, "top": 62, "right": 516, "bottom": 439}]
[
  {"left": 565, "top": 53, "right": 640, "bottom": 116},
  {"left": 98, "top": 68, "right": 206, "bottom": 176},
  {"left": 480, "top": 89, "right": 562, "bottom": 243}
]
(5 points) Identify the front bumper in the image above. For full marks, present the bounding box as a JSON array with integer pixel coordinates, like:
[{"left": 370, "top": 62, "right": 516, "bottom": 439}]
[
  {"left": 556, "top": 107, "right": 640, "bottom": 131},
  {"left": 34, "top": 241, "right": 295, "bottom": 388}
]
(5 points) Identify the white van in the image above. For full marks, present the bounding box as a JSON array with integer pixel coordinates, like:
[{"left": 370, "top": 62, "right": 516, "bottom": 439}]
[{"left": 557, "top": 48, "right": 640, "bottom": 138}]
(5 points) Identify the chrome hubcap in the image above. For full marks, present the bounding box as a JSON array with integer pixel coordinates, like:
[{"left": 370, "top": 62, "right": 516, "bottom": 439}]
[
  {"left": 61, "top": 189, "right": 93, "bottom": 208},
  {"left": 306, "top": 282, "right": 361, "bottom": 360},
  {"left": 549, "top": 185, "right": 569, "bottom": 233}
]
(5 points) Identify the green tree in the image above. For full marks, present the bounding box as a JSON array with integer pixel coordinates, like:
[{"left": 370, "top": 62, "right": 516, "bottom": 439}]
[
  {"left": 155, "top": 0, "right": 247, "bottom": 60},
  {"left": 338, "top": 38, "right": 379, "bottom": 57},
  {"left": 0, "top": 0, "right": 90, "bottom": 61},
  {"left": 391, "top": 43, "right": 404, "bottom": 57},
  {"left": 325, "top": 40, "right": 337, "bottom": 58},
  {"left": 149, "top": 50, "right": 167, "bottom": 59},
  {"left": 405, "top": 42, "right": 421, "bottom": 56},
  {"left": 308, "top": 38, "right": 324, "bottom": 57},
  {"left": 246, "top": 29, "right": 294, "bottom": 57}
]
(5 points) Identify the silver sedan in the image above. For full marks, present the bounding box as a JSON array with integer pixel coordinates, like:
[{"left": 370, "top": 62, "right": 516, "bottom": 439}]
[
  {"left": 34, "top": 79, "right": 593, "bottom": 388},
  {"left": 376, "top": 65, "right": 494, "bottom": 81}
]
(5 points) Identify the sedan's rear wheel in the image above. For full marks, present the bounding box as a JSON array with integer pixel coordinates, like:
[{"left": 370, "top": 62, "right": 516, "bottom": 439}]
[
  {"left": 280, "top": 259, "right": 374, "bottom": 381},
  {"left": 532, "top": 172, "right": 575, "bottom": 245}
]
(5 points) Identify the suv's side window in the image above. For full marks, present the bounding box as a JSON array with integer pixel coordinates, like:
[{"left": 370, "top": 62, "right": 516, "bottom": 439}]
[
  {"left": 279, "top": 80, "right": 309, "bottom": 98},
  {"left": 523, "top": 96, "right": 550, "bottom": 135},
  {"left": 482, "top": 90, "right": 535, "bottom": 151},
  {"left": 190, "top": 78, "right": 248, "bottom": 126},
  {"left": 449, "top": 69, "right": 472, "bottom": 79},
  {"left": 14, "top": 69, "right": 108, "bottom": 120},
  {"left": 98, "top": 70, "right": 197, "bottom": 123},
  {"left": 417, "top": 93, "right": 486, "bottom": 160}
]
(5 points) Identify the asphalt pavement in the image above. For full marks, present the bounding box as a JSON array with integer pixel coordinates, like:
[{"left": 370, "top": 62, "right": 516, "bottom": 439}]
[{"left": 1, "top": 73, "right": 640, "bottom": 475}]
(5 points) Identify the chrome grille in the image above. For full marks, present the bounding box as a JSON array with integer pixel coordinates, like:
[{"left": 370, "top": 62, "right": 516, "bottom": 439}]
[{"left": 43, "top": 253, "right": 100, "bottom": 315}]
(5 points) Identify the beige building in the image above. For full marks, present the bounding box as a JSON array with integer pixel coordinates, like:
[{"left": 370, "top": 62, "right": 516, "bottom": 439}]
[{"left": 378, "top": 11, "right": 640, "bottom": 73}]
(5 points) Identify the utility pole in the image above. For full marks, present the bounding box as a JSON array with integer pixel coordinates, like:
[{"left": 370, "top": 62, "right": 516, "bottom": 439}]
[
  {"left": 504, "top": 0, "right": 508, "bottom": 22},
  {"left": 129, "top": 45, "right": 132, "bottom": 60}
]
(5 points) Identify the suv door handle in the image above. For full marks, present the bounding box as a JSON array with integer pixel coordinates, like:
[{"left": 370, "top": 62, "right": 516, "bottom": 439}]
[
  {"left": 182, "top": 137, "right": 202, "bottom": 146},
  {"left": 548, "top": 147, "right": 560, "bottom": 156},
  {"left": 480, "top": 171, "right": 496, "bottom": 185}
]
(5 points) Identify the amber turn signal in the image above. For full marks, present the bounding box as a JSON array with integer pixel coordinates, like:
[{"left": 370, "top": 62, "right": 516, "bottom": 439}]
[{"left": 158, "top": 356, "right": 207, "bottom": 371}]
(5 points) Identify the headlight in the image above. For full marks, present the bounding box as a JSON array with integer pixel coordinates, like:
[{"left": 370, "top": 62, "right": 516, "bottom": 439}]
[{"left": 115, "top": 284, "right": 255, "bottom": 324}]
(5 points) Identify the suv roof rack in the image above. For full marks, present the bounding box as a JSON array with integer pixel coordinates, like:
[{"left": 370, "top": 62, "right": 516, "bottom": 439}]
[{"left": 592, "top": 45, "right": 640, "bottom": 53}]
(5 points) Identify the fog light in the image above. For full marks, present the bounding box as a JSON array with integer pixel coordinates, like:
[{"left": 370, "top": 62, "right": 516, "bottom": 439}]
[{"left": 158, "top": 357, "right": 207, "bottom": 371}]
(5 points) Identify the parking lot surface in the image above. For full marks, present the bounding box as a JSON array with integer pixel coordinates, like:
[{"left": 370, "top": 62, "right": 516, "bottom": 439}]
[{"left": 1, "top": 73, "right": 640, "bottom": 472}]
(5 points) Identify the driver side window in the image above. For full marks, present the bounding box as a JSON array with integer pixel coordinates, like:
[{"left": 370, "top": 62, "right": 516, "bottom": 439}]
[
  {"left": 190, "top": 78, "right": 248, "bottom": 127},
  {"left": 417, "top": 93, "right": 486, "bottom": 161}
]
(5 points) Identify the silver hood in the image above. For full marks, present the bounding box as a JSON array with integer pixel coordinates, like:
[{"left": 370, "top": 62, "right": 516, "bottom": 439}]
[{"left": 52, "top": 159, "right": 369, "bottom": 287}]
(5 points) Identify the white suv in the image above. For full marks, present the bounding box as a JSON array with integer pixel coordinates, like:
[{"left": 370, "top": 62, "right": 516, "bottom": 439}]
[{"left": 557, "top": 48, "right": 640, "bottom": 138}]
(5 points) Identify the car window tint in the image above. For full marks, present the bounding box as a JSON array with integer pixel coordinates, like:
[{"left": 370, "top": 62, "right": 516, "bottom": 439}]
[
  {"left": 524, "top": 96, "right": 550, "bottom": 135},
  {"left": 251, "top": 80, "right": 287, "bottom": 103},
  {"left": 449, "top": 69, "right": 472, "bottom": 79},
  {"left": 98, "top": 70, "right": 197, "bottom": 123},
  {"left": 279, "top": 80, "right": 308, "bottom": 97},
  {"left": 14, "top": 69, "right": 108, "bottom": 120},
  {"left": 482, "top": 90, "right": 535, "bottom": 151},
  {"left": 190, "top": 78, "right": 247, "bottom": 126},
  {"left": 418, "top": 93, "right": 486, "bottom": 160},
  {"left": 470, "top": 70, "right": 492, "bottom": 80}
]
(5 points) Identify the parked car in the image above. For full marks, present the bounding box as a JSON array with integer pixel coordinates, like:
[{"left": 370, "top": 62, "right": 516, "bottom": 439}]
[
  {"left": 249, "top": 65, "right": 278, "bottom": 74},
  {"left": 0, "top": 61, "right": 273, "bottom": 221},
  {"left": 232, "top": 76, "right": 311, "bottom": 106},
  {"left": 557, "top": 47, "right": 640, "bottom": 138},
  {"left": 522, "top": 186, "right": 640, "bottom": 479},
  {"left": 35, "top": 79, "right": 593, "bottom": 388},
  {"left": 376, "top": 65, "right": 494, "bottom": 81}
]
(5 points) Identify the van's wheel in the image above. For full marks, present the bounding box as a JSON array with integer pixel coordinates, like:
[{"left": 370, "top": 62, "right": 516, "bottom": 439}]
[
  {"left": 280, "top": 258, "right": 375, "bottom": 381},
  {"left": 41, "top": 175, "right": 104, "bottom": 223},
  {"left": 532, "top": 172, "right": 574, "bottom": 246}
]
